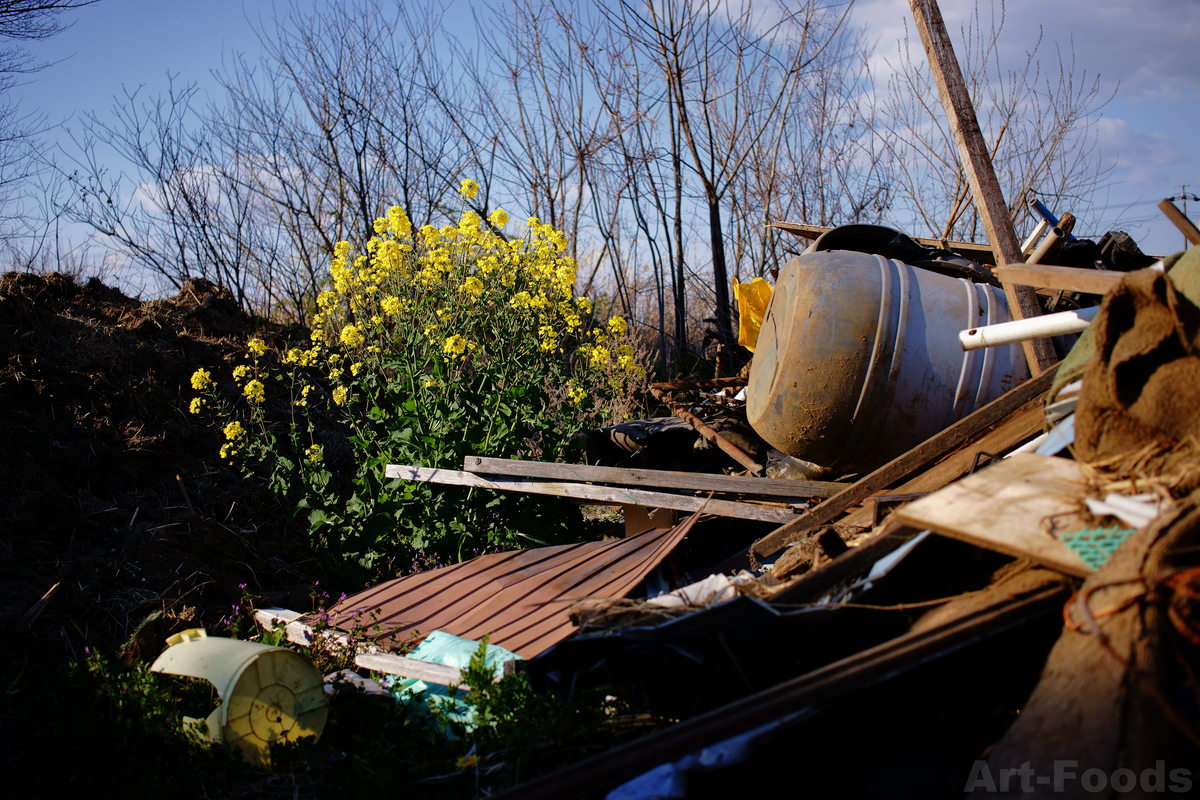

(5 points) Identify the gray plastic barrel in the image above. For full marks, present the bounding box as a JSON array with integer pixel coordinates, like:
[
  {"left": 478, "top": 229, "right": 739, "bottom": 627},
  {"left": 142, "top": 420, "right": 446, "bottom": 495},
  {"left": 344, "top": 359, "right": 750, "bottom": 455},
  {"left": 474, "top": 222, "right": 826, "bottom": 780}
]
[{"left": 746, "top": 251, "right": 1029, "bottom": 475}]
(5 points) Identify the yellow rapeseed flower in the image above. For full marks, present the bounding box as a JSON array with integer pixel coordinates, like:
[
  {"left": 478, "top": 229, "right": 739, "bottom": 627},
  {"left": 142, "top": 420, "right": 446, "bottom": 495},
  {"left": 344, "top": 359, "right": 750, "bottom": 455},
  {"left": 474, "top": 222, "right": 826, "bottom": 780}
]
[
  {"left": 333, "top": 386, "right": 349, "bottom": 406},
  {"left": 460, "top": 178, "right": 480, "bottom": 199},
  {"left": 340, "top": 324, "right": 365, "bottom": 348},
  {"left": 460, "top": 276, "right": 484, "bottom": 299},
  {"left": 608, "top": 316, "right": 628, "bottom": 337},
  {"left": 189, "top": 397, "right": 204, "bottom": 414},
  {"left": 244, "top": 379, "right": 266, "bottom": 403},
  {"left": 489, "top": 208, "right": 508, "bottom": 229},
  {"left": 248, "top": 337, "right": 267, "bottom": 357},
  {"left": 305, "top": 444, "right": 323, "bottom": 464},
  {"left": 233, "top": 364, "right": 250, "bottom": 382},
  {"left": 224, "top": 421, "right": 246, "bottom": 440},
  {"left": 443, "top": 334, "right": 468, "bottom": 357},
  {"left": 381, "top": 295, "right": 402, "bottom": 316},
  {"left": 190, "top": 368, "right": 212, "bottom": 390}
]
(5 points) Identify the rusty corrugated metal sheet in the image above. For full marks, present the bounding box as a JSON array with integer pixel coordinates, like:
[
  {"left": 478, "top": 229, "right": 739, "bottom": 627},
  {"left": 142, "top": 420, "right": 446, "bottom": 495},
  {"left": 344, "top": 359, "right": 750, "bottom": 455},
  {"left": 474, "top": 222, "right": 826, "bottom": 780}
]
[{"left": 328, "top": 513, "right": 698, "bottom": 659}]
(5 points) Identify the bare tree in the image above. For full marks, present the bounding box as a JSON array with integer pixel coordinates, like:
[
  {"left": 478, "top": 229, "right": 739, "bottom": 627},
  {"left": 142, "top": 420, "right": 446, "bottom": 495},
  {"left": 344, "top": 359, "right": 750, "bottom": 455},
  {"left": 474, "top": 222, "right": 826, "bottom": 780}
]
[
  {"left": 0, "top": 0, "right": 97, "bottom": 256},
  {"left": 877, "top": 1, "right": 1111, "bottom": 242}
]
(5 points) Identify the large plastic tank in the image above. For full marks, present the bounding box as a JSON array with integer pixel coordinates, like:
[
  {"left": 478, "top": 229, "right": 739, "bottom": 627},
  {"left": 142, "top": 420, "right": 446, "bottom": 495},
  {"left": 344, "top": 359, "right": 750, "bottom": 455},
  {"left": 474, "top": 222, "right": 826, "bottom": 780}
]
[{"left": 746, "top": 251, "right": 1029, "bottom": 475}]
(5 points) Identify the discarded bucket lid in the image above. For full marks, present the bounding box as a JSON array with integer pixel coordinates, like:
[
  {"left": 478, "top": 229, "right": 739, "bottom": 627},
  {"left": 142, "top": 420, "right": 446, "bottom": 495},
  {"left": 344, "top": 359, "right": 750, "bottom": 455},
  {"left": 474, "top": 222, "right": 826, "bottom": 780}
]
[{"left": 150, "top": 628, "right": 328, "bottom": 768}]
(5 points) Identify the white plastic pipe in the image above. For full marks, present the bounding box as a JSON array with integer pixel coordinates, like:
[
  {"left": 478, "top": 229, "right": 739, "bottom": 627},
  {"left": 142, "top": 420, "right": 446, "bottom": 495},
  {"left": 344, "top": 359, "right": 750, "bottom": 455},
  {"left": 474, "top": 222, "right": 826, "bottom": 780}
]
[
  {"left": 1020, "top": 219, "right": 1049, "bottom": 257},
  {"left": 959, "top": 305, "right": 1100, "bottom": 351}
]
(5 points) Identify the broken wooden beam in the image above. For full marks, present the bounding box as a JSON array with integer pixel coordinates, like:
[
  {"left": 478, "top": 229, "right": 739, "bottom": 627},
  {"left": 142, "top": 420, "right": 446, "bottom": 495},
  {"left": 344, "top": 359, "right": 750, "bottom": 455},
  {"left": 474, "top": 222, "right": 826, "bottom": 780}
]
[{"left": 1158, "top": 197, "right": 1200, "bottom": 246}]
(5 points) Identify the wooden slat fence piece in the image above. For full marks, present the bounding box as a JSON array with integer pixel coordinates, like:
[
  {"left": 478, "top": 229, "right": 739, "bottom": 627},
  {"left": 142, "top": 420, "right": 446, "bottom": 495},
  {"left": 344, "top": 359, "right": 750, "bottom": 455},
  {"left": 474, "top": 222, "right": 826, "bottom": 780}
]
[
  {"left": 254, "top": 608, "right": 323, "bottom": 648},
  {"left": 994, "top": 263, "right": 1125, "bottom": 296},
  {"left": 463, "top": 456, "right": 846, "bottom": 499},
  {"left": 387, "top": 464, "right": 800, "bottom": 523},
  {"left": 745, "top": 367, "right": 1056, "bottom": 560}
]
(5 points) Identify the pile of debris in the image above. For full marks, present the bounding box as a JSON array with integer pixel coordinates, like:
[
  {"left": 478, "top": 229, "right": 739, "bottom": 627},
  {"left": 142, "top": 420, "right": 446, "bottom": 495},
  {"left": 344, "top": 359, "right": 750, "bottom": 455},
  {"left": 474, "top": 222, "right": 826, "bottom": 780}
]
[{"left": 242, "top": 223, "right": 1200, "bottom": 797}]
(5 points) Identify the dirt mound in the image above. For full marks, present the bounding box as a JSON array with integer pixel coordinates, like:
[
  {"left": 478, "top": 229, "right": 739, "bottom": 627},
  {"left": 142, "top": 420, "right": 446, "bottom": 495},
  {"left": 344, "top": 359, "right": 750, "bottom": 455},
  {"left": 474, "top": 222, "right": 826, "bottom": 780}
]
[{"left": 0, "top": 273, "right": 320, "bottom": 755}]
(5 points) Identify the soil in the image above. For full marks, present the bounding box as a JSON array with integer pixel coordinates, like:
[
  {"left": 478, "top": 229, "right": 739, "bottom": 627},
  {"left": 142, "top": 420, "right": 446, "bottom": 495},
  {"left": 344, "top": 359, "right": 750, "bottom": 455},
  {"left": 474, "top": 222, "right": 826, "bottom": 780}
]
[{"left": 0, "top": 273, "right": 324, "bottom": 789}]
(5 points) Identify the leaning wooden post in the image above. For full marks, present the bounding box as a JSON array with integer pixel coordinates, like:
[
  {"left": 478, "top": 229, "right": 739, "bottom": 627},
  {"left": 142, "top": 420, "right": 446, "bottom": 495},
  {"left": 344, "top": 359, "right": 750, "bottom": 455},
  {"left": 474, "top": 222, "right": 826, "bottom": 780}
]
[{"left": 908, "top": 0, "right": 1058, "bottom": 376}]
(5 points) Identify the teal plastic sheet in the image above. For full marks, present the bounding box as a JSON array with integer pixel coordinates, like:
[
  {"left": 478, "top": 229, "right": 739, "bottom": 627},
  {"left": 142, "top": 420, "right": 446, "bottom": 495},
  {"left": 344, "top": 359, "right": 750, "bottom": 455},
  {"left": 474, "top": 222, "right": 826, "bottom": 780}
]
[{"left": 382, "top": 631, "right": 522, "bottom": 732}]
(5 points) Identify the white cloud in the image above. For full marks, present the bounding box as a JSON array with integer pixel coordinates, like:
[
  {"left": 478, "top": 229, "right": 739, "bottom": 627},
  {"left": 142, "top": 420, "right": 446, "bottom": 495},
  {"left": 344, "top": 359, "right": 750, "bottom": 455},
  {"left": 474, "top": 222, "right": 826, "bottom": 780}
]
[{"left": 1096, "top": 117, "right": 1187, "bottom": 186}]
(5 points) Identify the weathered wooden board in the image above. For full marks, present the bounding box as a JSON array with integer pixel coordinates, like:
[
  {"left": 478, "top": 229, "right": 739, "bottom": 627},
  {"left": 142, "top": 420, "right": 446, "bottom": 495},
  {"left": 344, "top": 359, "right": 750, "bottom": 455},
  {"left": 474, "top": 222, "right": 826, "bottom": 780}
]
[
  {"left": 463, "top": 456, "right": 846, "bottom": 499},
  {"left": 894, "top": 453, "right": 1092, "bottom": 577},
  {"left": 994, "top": 263, "right": 1124, "bottom": 296},
  {"left": 387, "top": 464, "right": 800, "bottom": 523},
  {"left": 354, "top": 652, "right": 471, "bottom": 687},
  {"left": 253, "top": 608, "right": 495, "bottom": 687}
]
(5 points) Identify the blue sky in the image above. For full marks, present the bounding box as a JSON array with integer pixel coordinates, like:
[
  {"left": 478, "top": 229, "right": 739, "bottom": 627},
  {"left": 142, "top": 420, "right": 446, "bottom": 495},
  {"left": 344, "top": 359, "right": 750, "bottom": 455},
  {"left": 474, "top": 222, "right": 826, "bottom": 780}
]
[{"left": 13, "top": 0, "right": 1200, "bottom": 259}]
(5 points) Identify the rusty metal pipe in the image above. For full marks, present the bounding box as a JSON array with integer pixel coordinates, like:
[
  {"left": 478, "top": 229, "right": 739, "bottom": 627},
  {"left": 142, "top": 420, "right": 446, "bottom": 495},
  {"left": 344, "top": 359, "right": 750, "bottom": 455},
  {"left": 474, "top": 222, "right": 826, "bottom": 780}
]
[{"left": 648, "top": 384, "right": 763, "bottom": 475}]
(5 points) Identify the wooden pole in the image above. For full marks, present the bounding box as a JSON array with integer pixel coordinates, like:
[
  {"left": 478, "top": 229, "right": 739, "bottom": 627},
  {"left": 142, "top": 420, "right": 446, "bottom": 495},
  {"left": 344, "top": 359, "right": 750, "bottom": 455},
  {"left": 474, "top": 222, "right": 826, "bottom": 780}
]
[
  {"left": 1158, "top": 198, "right": 1200, "bottom": 247},
  {"left": 908, "top": 0, "right": 1058, "bottom": 376}
]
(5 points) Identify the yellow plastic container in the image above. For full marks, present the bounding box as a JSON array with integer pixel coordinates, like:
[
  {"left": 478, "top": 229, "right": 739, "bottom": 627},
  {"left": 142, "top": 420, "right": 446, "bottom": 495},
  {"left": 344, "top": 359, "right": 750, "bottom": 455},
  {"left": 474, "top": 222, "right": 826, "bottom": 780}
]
[{"left": 150, "top": 629, "right": 328, "bottom": 768}]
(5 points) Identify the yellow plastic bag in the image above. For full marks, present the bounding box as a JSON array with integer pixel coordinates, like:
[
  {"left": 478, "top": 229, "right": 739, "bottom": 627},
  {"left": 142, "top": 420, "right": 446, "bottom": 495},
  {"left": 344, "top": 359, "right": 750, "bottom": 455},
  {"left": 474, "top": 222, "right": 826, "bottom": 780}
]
[{"left": 732, "top": 277, "right": 773, "bottom": 353}]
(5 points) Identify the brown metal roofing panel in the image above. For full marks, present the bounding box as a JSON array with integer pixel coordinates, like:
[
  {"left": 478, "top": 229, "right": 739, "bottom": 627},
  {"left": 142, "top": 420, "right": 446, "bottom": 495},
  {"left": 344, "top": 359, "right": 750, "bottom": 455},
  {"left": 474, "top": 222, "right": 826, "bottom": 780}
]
[{"left": 329, "top": 512, "right": 698, "bottom": 658}]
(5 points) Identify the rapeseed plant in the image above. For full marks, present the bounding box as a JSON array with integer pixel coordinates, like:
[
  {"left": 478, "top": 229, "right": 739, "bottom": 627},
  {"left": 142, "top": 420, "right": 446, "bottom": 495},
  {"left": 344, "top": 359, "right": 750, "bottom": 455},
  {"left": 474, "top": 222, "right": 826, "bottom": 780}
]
[{"left": 190, "top": 183, "right": 650, "bottom": 574}]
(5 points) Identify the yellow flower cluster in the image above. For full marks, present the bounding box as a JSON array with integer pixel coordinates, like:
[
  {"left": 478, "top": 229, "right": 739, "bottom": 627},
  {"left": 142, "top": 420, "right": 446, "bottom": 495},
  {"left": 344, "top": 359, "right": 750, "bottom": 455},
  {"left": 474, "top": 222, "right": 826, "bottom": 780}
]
[
  {"left": 191, "top": 368, "right": 212, "bottom": 391},
  {"left": 243, "top": 379, "right": 265, "bottom": 404}
]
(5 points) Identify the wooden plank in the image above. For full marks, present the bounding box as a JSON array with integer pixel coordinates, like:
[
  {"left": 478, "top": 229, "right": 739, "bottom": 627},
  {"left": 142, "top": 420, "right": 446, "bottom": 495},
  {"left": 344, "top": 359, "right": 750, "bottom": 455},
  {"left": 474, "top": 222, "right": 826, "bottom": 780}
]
[
  {"left": 766, "top": 220, "right": 998, "bottom": 266},
  {"left": 994, "top": 263, "right": 1125, "bottom": 296},
  {"left": 354, "top": 652, "right": 470, "bottom": 688},
  {"left": 254, "top": 608, "right": 323, "bottom": 648},
  {"left": 463, "top": 456, "right": 846, "bottom": 499},
  {"left": 254, "top": 608, "right": 506, "bottom": 687},
  {"left": 1158, "top": 198, "right": 1200, "bottom": 246},
  {"left": 909, "top": 0, "right": 1057, "bottom": 376},
  {"left": 387, "top": 465, "right": 800, "bottom": 523},
  {"left": 893, "top": 453, "right": 1092, "bottom": 577},
  {"left": 745, "top": 367, "right": 1056, "bottom": 560}
]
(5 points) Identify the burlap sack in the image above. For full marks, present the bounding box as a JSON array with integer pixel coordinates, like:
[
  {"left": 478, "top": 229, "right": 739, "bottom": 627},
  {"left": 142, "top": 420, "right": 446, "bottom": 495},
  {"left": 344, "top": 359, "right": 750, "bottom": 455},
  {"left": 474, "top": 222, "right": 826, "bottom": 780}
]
[{"left": 1074, "top": 248, "right": 1200, "bottom": 461}]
